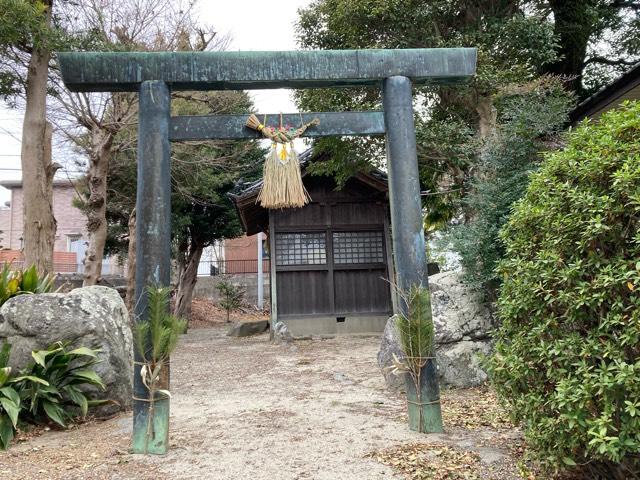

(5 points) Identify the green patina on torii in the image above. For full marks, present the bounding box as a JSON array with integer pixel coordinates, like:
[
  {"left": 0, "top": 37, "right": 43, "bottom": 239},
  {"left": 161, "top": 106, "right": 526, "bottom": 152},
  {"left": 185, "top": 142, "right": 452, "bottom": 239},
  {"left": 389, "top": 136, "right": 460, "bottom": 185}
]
[{"left": 57, "top": 48, "right": 477, "bottom": 454}]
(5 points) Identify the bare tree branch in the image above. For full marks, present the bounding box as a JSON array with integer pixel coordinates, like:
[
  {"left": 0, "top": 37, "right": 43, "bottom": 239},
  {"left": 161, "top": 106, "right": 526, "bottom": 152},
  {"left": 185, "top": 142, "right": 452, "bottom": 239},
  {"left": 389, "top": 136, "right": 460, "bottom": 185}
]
[
  {"left": 584, "top": 56, "right": 640, "bottom": 67},
  {"left": 609, "top": 1, "right": 640, "bottom": 10}
]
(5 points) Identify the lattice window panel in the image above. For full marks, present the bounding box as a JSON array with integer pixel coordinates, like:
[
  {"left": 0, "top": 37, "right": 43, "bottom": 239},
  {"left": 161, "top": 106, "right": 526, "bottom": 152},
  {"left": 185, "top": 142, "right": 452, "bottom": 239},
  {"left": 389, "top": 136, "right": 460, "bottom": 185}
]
[
  {"left": 275, "top": 232, "right": 327, "bottom": 266},
  {"left": 333, "top": 231, "right": 384, "bottom": 264}
]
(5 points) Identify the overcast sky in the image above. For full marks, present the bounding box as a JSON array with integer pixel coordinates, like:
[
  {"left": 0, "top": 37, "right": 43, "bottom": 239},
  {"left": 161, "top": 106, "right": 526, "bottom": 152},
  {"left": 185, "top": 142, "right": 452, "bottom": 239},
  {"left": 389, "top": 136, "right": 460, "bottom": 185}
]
[{"left": 0, "top": 0, "right": 312, "bottom": 203}]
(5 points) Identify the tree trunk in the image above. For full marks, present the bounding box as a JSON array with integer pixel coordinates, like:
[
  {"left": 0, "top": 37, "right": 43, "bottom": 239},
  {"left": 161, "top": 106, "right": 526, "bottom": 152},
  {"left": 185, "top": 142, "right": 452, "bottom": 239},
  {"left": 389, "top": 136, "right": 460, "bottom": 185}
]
[
  {"left": 173, "top": 242, "right": 204, "bottom": 323},
  {"left": 544, "top": 0, "right": 596, "bottom": 95},
  {"left": 476, "top": 95, "right": 497, "bottom": 140},
  {"left": 125, "top": 208, "right": 136, "bottom": 314},
  {"left": 21, "top": 1, "right": 57, "bottom": 274},
  {"left": 83, "top": 127, "right": 113, "bottom": 286}
]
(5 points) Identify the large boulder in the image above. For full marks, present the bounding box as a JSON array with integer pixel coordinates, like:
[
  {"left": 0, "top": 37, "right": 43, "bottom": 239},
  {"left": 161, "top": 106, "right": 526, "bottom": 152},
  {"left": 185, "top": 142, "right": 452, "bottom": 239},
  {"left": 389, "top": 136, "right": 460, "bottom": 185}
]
[
  {"left": 0, "top": 286, "right": 133, "bottom": 415},
  {"left": 430, "top": 271, "right": 494, "bottom": 344},
  {"left": 377, "top": 271, "right": 495, "bottom": 390},
  {"left": 436, "top": 340, "right": 492, "bottom": 388},
  {"left": 377, "top": 314, "right": 405, "bottom": 391},
  {"left": 227, "top": 320, "right": 269, "bottom": 337}
]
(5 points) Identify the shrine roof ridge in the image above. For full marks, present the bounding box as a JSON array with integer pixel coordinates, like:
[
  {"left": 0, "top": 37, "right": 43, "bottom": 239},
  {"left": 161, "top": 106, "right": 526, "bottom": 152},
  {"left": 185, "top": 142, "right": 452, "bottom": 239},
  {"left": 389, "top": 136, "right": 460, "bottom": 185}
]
[{"left": 57, "top": 48, "right": 477, "bottom": 92}]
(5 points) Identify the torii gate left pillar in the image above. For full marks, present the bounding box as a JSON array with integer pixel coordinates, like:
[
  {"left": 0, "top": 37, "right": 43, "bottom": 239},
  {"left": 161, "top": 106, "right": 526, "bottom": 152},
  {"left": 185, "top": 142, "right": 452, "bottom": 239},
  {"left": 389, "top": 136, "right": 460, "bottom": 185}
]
[
  {"left": 131, "top": 81, "right": 172, "bottom": 452},
  {"left": 57, "top": 48, "right": 477, "bottom": 453}
]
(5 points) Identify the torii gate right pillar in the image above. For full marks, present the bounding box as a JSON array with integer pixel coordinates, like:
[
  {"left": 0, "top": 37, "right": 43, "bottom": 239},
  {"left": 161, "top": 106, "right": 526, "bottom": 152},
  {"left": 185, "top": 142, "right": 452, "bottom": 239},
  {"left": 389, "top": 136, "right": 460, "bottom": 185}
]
[{"left": 383, "top": 75, "right": 443, "bottom": 433}]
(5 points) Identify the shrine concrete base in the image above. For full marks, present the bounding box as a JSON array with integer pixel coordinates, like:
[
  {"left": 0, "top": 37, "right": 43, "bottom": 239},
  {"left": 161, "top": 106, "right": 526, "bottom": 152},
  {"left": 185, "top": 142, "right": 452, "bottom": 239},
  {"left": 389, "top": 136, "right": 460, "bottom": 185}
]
[{"left": 278, "top": 314, "right": 389, "bottom": 337}]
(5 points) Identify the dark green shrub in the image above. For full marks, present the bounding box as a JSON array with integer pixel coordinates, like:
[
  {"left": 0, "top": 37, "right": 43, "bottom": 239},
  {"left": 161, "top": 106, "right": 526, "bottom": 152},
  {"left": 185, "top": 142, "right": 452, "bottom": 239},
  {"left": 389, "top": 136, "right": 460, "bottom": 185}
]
[
  {"left": 487, "top": 101, "right": 640, "bottom": 477},
  {"left": 216, "top": 280, "right": 245, "bottom": 322}
]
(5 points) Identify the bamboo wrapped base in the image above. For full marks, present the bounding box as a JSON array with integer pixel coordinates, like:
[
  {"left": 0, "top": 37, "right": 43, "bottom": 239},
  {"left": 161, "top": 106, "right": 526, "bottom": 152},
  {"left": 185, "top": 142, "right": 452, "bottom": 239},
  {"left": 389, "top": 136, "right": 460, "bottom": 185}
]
[
  {"left": 132, "top": 396, "right": 170, "bottom": 454},
  {"left": 405, "top": 359, "right": 443, "bottom": 433}
]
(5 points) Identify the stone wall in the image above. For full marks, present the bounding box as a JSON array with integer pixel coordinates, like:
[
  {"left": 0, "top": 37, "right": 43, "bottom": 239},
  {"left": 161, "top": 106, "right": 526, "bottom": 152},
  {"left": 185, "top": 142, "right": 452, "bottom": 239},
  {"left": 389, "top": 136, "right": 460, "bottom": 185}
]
[
  {"left": 52, "top": 273, "right": 269, "bottom": 307},
  {"left": 194, "top": 274, "right": 270, "bottom": 306},
  {"left": 53, "top": 273, "right": 128, "bottom": 292}
]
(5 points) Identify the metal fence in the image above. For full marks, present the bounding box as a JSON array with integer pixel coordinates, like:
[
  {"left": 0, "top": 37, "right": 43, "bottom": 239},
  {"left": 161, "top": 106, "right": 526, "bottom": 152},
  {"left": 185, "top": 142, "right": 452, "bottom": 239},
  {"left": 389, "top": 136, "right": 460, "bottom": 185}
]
[{"left": 197, "top": 259, "right": 270, "bottom": 276}]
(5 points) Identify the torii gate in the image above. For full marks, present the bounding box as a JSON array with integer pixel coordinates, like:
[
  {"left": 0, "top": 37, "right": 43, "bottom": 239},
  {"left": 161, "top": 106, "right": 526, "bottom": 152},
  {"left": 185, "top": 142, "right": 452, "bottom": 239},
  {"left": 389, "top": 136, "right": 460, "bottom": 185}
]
[{"left": 58, "top": 48, "right": 477, "bottom": 453}]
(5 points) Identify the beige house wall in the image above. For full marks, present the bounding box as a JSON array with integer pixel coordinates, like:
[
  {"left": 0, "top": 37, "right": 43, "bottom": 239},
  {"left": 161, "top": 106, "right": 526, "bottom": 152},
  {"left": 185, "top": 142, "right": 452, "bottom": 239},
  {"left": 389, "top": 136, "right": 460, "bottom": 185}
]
[
  {"left": 0, "top": 181, "right": 88, "bottom": 252},
  {"left": 0, "top": 207, "right": 10, "bottom": 247}
]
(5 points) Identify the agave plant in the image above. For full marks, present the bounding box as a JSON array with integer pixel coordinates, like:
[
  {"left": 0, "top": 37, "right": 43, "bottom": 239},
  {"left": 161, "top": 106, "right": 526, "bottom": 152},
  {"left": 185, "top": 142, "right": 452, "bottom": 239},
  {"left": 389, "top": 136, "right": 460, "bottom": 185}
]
[
  {"left": 16, "top": 341, "right": 105, "bottom": 427},
  {"left": 0, "top": 263, "right": 55, "bottom": 307}
]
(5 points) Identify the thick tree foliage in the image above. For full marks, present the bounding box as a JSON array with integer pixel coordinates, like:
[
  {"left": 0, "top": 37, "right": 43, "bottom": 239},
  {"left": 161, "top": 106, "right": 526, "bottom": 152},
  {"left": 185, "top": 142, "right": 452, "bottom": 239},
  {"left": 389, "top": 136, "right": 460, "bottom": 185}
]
[
  {"left": 53, "top": 0, "right": 224, "bottom": 286},
  {"left": 487, "top": 101, "right": 640, "bottom": 478},
  {"left": 0, "top": 0, "right": 91, "bottom": 274},
  {"left": 296, "top": 0, "right": 560, "bottom": 227},
  {"left": 448, "top": 77, "right": 573, "bottom": 293},
  {"left": 535, "top": 0, "right": 640, "bottom": 96},
  {"left": 295, "top": 0, "right": 638, "bottom": 292}
]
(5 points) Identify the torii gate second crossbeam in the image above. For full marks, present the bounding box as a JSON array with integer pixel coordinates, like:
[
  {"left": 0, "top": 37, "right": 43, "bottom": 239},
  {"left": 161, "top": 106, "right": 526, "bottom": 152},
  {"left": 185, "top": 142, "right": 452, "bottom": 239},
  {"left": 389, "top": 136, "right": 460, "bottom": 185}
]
[{"left": 58, "top": 47, "right": 477, "bottom": 454}]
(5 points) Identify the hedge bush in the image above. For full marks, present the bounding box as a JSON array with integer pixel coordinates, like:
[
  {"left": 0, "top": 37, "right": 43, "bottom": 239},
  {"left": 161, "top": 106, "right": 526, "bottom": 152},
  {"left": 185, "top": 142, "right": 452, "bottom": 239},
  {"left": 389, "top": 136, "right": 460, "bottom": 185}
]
[{"left": 487, "top": 101, "right": 640, "bottom": 478}]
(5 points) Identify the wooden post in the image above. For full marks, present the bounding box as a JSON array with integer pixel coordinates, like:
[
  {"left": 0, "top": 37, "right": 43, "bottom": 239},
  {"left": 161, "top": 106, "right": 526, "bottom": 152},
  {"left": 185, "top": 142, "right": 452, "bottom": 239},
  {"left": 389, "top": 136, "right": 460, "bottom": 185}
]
[
  {"left": 268, "top": 210, "right": 278, "bottom": 339},
  {"left": 257, "top": 232, "right": 264, "bottom": 309},
  {"left": 383, "top": 75, "right": 443, "bottom": 433},
  {"left": 132, "top": 80, "right": 172, "bottom": 454}
]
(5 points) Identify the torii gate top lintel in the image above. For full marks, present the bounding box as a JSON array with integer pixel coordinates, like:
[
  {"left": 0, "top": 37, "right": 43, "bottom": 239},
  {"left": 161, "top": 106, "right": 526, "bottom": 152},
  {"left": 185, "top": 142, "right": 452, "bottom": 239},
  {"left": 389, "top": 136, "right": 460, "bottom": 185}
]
[{"left": 57, "top": 48, "right": 477, "bottom": 92}]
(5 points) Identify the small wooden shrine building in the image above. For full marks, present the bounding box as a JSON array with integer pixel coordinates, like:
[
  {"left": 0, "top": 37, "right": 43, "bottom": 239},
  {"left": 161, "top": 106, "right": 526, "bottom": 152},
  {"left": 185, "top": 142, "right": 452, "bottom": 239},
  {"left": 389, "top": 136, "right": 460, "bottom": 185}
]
[{"left": 231, "top": 152, "right": 396, "bottom": 336}]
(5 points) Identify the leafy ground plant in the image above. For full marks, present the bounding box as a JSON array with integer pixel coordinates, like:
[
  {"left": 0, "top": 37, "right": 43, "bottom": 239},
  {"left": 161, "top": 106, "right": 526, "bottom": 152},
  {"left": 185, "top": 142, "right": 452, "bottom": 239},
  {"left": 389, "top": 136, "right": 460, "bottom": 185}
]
[
  {"left": 0, "top": 343, "right": 20, "bottom": 450},
  {"left": 0, "top": 343, "right": 51, "bottom": 450},
  {"left": 16, "top": 342, "right": 104, "bottom": 428},
  {"left": 0, "top": 263, "right": 54, "bottom": 307}
]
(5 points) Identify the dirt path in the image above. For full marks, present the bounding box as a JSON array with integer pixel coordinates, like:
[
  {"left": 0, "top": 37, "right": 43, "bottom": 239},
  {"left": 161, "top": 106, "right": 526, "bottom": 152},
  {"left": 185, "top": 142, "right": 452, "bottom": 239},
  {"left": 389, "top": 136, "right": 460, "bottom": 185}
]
[{"left": 0, "top": 326, "right": 524, "bottom": 480}]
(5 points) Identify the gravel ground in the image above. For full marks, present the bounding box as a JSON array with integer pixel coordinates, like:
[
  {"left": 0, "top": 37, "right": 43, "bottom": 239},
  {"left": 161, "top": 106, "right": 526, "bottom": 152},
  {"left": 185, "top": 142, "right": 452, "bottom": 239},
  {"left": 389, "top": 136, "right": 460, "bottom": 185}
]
[{"left": 0, "top": 326, "right": 524, "bottom": 480}]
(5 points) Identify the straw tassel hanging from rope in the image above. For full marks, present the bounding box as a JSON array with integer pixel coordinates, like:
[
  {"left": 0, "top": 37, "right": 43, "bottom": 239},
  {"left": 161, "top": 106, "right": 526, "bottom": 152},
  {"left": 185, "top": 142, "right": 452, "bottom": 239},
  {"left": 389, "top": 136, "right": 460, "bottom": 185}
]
[{"left": 246, "top": 113, "right": 319, "bottom": 209}]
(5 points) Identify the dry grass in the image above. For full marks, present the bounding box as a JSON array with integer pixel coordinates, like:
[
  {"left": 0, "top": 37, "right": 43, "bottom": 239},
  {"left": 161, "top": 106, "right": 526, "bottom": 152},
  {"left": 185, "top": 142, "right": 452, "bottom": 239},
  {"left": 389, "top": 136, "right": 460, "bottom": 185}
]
[{"left": 189, "top": 297, "right": 269, "bottom": 329}]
